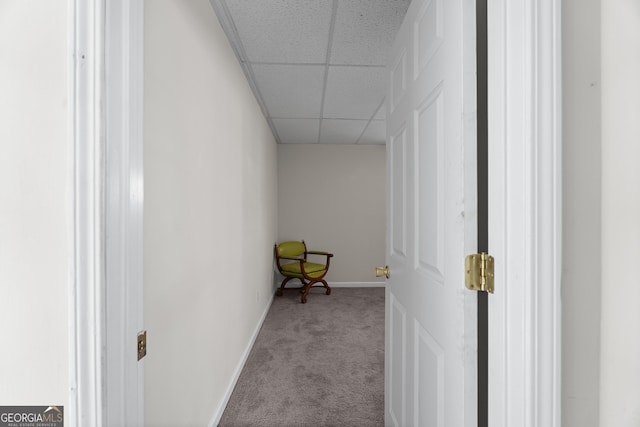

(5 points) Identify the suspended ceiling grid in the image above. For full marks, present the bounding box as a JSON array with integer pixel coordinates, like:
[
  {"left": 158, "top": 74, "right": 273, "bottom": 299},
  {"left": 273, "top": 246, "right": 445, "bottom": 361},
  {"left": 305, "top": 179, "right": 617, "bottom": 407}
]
[{"left": 209, "top": 0, "right": 411, "bottom": 144}]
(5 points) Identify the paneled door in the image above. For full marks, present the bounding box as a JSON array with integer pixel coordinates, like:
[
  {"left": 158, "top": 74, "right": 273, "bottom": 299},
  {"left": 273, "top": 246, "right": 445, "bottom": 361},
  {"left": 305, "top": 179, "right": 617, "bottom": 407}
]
[{"left": 385, "top": 0, "right": 477, "bottom": 425}]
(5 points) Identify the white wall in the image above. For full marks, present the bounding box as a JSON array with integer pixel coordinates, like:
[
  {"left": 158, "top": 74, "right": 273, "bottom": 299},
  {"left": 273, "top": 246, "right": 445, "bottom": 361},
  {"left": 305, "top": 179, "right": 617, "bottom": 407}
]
[
  {"left": 144, "top": 1, "right": 277, "bottom": 425},
  {"left": 564, "top": 1, "right": 640, "bottom": 425},
  {"left": 277, "top": 144, "right": 386, "bottom": 284},
  {"left": 600, "top": 0, "right": 640, "bottom": 424},
  {"left": 561, "top": 0, "right": 601, "bottom": 425},
  {"left": 0, "top": 1, "right": 70, "bottom": 407}
]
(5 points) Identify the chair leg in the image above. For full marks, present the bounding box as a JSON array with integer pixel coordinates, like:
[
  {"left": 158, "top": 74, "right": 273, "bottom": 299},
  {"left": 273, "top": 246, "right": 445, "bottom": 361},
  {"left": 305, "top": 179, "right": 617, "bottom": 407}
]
[
  {"left": 301, "top": 280, "right": 313, "bottom": 304},
  {"left": 299, "top": 279, "right": 331, "bottom": 303},
  {"left": 277, "top": 277, "right": 295, "bottom": 296},
  {"left": 322, "top": 279, "right": 331, "bottom": 295}
]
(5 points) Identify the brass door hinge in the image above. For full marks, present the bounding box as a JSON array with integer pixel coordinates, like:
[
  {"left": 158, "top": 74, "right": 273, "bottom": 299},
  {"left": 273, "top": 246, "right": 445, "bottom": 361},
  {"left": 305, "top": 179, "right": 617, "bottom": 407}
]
[
  {"left": 137, "top": 330, "right": 147, "bottom": 361},
  {"left": 465, "top": 253, "right": 494, "bottom": 293}
]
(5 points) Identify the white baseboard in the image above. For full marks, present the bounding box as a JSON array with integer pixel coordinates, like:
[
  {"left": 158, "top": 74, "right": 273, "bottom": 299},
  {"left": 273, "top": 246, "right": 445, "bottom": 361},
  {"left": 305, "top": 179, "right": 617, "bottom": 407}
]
[
  {"left": 275, "top": 280, "right": 386, "bottom": 288},
  {"left": 328, "top": 281, "right": 386, "bottom": 288},
  {"left": 208, "top": 293, "right": 275, "bottom": 427}
]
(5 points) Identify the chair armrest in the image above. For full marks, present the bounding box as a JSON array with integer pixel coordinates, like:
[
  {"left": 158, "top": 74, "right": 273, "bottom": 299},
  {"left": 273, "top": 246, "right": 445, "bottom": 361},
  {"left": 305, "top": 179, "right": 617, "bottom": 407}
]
[{"left": 307, "top": 251, "right": 334, "bottom": 257}]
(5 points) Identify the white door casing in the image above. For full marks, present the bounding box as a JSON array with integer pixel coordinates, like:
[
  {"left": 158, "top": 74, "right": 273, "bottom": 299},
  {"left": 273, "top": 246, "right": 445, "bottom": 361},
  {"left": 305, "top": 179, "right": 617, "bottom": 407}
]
[
  {"left": 385, "top": 0, "right": 478, "bottom": 426},
  {"left": 70, "top": 1, "right": 145, "bottom": 425},
  {"left": 69, "top": 1, "right": 105, "bottom": 424},
  {"left": 486, "top": 0, "right": 562, "bottom": 426}
]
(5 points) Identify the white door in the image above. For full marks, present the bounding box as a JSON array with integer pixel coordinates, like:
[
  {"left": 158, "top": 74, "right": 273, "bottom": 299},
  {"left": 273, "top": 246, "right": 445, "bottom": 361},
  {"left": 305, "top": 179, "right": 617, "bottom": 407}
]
[{"left": 385, "top": 0, "right": 477, "bottom": 425}]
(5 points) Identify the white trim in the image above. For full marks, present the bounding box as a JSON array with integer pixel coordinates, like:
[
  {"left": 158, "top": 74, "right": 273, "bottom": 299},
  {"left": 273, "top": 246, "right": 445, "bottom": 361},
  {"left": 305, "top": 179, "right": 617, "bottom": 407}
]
[
  {"left": 209, "top": 294, "right": 276, "bottom": 427},
  {"left": 487, "top": 0, "right": 562, "bottom": 426},
  {"left": 275, "top": 280, "right": 386, "bottom": 288},
  {"left": 69, "top": 0, "right": 106, "bottom": 425},
  {"left": 70, "top": 1, "right": 145, "bottom": 425},
  {"left": 328, "top": 282, "right": 386, "bottom": 288}
]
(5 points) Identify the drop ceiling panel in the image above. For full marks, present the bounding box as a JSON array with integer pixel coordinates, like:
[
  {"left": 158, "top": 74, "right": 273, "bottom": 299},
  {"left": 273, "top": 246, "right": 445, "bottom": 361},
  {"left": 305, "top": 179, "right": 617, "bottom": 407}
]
[
  {"left": 212, "top": 0, "right": 410, "bottom": 145},
  {"left": 358, "top": 120, "right": 386, "bottom": 144},
  {"left": 323, "top": 66, "right": 387, "bottom": 119},
  {"left": 272, "top": 118, "right": 320, "bottom": 144},
  {"left": 224, "top": 0, "right": 333, "bottom": 63},
  {"left": 331, "top": 0, "right": 411, "bottom": 66},
  {"left": 252, "top": 64, "right": 325, "bottom": 118},
  {"left": 319, "top": 119, "right": 368, "bottom": 144}
]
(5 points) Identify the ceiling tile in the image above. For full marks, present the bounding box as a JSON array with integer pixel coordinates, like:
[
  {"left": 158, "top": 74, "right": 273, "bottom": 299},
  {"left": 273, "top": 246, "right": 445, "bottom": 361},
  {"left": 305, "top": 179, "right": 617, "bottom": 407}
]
[
  {"left": 330, "top": 0, "right": 410, "bottom": 66},
  {"left": 323, "top": 66, "right": 386, "bottom": 119},
  {"left": 272, "top": 118, "right": 320, "bottom": 144},
  {"left": 214, "top": 0, "right": 411, "bottom": 145},
  {"left": 319, "top": 119, "right": 368, "bottom": 144},
  {"left": 223, "top": 0, "right": 333, "bottom": 63},
  {"left": 358, "top": 120, "right": 386, "bottom": 145},
  {"left": 252, "top": 64, "right": 325, "bottom": 118}
]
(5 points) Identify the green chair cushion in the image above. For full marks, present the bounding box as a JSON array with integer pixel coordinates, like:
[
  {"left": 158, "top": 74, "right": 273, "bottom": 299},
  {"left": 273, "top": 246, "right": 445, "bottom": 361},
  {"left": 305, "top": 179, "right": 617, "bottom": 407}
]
[
  {"left": 277, "top": 241, "right": 306, "bottom": 258},
  {"left": 281, "top": 261, "right": 327, "bottom": 279}
]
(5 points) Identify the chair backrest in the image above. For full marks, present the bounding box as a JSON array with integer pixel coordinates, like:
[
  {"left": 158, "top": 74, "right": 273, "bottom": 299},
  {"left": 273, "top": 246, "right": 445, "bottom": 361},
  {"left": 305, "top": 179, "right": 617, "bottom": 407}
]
[{"left": 276, "top": 241, "right": 306, "bottom": 258}]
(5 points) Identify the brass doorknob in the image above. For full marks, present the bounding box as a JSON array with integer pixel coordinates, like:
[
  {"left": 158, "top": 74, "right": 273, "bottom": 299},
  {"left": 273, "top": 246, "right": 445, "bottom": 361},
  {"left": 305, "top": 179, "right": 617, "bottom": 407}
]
[{"left": 375, "top": 265, "right": 391, "bottom": 279}]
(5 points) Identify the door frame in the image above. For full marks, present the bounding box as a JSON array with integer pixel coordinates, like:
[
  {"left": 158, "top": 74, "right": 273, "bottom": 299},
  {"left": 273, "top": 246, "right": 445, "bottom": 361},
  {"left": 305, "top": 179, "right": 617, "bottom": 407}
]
[
  {"left": 68, "top": 0, "right": 561, "bottom": 425},
  {"left": 487, "top": 0, "right": 561, "bottom": 426},
  {"left": 69, "top": 0, "right": 145, "bottom": 425},
  {"left": 68, "top": 1, "right": 105, "bottom": 424}
]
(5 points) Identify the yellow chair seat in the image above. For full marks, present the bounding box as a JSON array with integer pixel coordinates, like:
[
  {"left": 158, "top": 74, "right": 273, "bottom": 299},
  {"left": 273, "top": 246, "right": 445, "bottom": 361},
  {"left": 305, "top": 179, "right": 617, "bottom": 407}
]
[{"left": 281, "top": 261, "right": 327, "bottom": 278}]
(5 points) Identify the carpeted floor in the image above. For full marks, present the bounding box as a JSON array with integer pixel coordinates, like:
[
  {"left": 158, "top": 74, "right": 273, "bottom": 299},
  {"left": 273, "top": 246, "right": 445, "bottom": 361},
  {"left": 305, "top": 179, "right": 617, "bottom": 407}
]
[{"left": 218, "top": 287, "right": 385, "bottom": 427}]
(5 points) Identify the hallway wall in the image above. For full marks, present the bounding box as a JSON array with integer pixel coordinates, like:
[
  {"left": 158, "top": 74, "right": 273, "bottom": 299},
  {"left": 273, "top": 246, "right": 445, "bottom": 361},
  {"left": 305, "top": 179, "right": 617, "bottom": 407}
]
[
  {"left": 599, "top": 0, "right": 640, "bottom": 424},
  {"left": 144, "top": 1, "right": 277, "bottom": 425},
  {"left": 277, "top": 144, "right": 386, "bottom": 284},
  {"left": 0, "top": 1, "right": 70, "bottom": 407},
  {"left": 563, "top": 0, "right": 640, "bottom": 425},
  {"left": 562, "top": 0, "right": 602, "bottom": 425}
]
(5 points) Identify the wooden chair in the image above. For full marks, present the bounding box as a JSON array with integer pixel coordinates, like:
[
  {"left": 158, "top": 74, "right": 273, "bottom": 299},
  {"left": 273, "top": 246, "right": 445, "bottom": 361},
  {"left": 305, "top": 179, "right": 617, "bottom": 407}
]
[{"left": 274, "top": 241, "right": 333, "bottom": 304}]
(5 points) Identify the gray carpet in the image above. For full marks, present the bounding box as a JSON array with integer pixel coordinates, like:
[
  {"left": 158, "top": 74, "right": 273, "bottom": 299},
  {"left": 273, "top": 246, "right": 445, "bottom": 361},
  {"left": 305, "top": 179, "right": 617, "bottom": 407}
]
[{"left": 218, "top": 287, "right": 385, "bottom": 427}]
